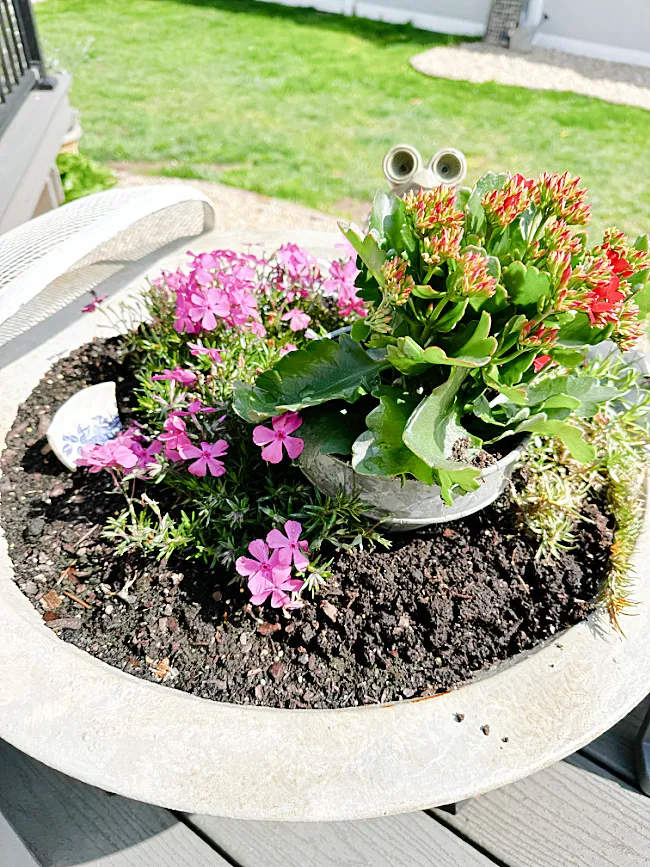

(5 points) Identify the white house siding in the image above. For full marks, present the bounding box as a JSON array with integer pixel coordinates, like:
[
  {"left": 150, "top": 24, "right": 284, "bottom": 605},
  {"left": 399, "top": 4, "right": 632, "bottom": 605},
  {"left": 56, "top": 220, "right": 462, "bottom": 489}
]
[
  {"left": 255, "top": 0, "right": 650, "bottom": 67},
  {"left": 255, "top": 0, "right": 490, "bottom": 35},
  {"left": 535, "top": 0, "right": 650, "bottom": 67}
]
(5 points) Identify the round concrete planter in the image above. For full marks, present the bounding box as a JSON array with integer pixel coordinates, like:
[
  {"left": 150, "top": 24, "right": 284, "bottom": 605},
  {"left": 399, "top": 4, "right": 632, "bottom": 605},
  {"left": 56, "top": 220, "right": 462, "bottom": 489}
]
[
  {"left": 299, "top": 443, "right": 525, "bottom": 530},
  {"left": 1, "top": 230, "right": 650, "bottom": 823}
]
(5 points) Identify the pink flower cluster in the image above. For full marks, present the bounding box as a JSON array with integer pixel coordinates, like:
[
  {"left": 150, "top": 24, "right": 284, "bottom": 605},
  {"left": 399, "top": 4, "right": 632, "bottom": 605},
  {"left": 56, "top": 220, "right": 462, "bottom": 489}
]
[
  {"left": 253, "top": 411, "right": 304, "bottom": 464},
  {"left": 157, "top": 250, "right": 267, "bottom": 338},
  {"left": 158, "top": 410, "right": 228, "bottom": 477},
  {"left": 323, "top": 243, "right": 366, "bottom": 319},
  {"left": 236, "top": 520, "right": 309, "bottom": 608},
  {"left": 77, "top": 428, "right": 162, "bottom": 475}
]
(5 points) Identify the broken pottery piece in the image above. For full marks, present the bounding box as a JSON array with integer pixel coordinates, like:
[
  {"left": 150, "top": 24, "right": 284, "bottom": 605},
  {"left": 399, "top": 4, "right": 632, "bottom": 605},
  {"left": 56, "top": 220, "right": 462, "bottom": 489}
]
[{"left": 47, "top": 382, "right": 121, "bottom": 470}]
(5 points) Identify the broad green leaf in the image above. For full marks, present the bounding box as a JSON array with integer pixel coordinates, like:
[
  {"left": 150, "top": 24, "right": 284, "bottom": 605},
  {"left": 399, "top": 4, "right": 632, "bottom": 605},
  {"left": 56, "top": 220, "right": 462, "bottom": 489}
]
[
  {"left": 438, "top": 467, "right": 481, "bottom": 505},
  {"left": 555, "top": 312, "right": 610, "bottom": 347},
  {"left": 525, "top": 373, "right": 620, "bottom": 418},
  {"left": 350, "top": 319, "right": 371, "bottom": 342},
  {"left": 516, "top": 418, "right": 596, "bottom": 463},
  {"left": 369, "top": 192, "right": 417, "bottom": 256},
  {"left": 469, "top": 283, "right": 508, "bottom": 314},
  {"left": 338, "top": 222, "right": 386, "bottom": 286},
  {"left": 483, "top": 365, "right": 528, "bottom": 404},
  {"left": 457, "top": 310, "right": 497, "bottom": 360},
  {"left": 351, "top": 387, "right": 434, "bottom": 484},
  {"left": 499, "top": 349, "right": 536, "bottom": 385},
  {"left": 634, "top": 234, "right": 650, "bottom": 254},
  {"left": 633, "top": 281, "right": 650, "bottom": 319},
  {"left": 550, "top": 348, "right": 586, "bottom": 368},
  {"left": 368, "top": 191, "right": 393, "bottom": 237},
  {"left": 387, "top": 315, "right": 497, "bottom": 374},
  {"left": 436, "top": 299, "right": 468, "bottom": 332},
  {"left": 411, "top": 283, "right": 444, "bottom": 299},
  {"left": 299, "top": 402, "right": 370, "bottom": 460},
  {"left": 232, "top": 335, "right": 389, "bottom": 421},
  {"left": 502, "top": 262, "right": 551, "bottom": 306},
  {"left": 403, "top": 368, "right": 481, "bottom": 470},
  {"left": 454, "top": 187, "right": 472, "bottom": 211},
  {"left": 466, "top": 172, "right": 508, "bottom": 236}
]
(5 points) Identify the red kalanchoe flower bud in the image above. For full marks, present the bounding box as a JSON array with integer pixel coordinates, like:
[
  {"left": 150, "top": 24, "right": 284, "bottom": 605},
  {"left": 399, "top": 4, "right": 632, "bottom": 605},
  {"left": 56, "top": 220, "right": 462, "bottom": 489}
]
[
  {"left": 534, "top": 172, "right": 591, "bottom": 226},
  {"left": 382, "top": 255, "right": 416, "bottom": 306},
  {"left": 482, "top": 173, "right": 534, "bottom": 227},
  {"left": 421, "top": 227, "right": 463, "bottom": 266},
  {"left": 403, "top": 187, "right": 465, "bottom": 236},
  {"left": 520, "top": 322, "right": 559, "bottom": 348},
  {"left": 544, "top": 217, "right": 583, "bottom": 255},
  {"left": 451, "top": 250, "right": 498, "bottom": 299}
]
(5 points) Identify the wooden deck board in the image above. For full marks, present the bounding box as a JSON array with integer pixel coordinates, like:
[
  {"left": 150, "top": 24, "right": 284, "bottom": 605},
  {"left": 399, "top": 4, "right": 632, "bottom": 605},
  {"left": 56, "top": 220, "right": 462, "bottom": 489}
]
[
  {"left": 0, "top": 741, "right": 229, "bottom": 867},
  {"left": 187, "top": 810, "right": 496, "bottom": 867},
  {"left": 433, "top": 753, "right": 650, "bottom": 867}
]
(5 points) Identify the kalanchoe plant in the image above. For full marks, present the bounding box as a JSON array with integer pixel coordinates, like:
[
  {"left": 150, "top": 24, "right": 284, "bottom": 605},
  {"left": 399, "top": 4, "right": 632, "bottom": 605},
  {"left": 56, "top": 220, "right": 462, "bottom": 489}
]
[{"left": 234, "top": 172, "right": 650, "bottom": 504}]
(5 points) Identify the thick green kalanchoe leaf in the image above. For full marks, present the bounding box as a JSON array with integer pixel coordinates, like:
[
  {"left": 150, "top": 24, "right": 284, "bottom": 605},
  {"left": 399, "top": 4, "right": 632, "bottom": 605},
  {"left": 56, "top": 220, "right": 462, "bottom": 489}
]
[
  {"left": 438, "top": 467, "right": 482, "bottom": 506},
  {"left": 387, "top": 312, "right": 497, "bottom": 373},
  {"left": 515, "top": 417, "right": 596, "bottom": 463},
  {"left": 465, "top": 172, "right": 508, "bottom": 236},
  {"left": 352, "top": 387, "right": 434, "bottom": 484},
  {"left": 299, "top": 401, "right": 371, "bottom": 460},
  {"left": 338, "top": 222, "right": 386, "bottom": 286},
  {"left": 402, "top": 368, "right": 481, "bottom": 470},
  {"left": 502, "top": 262, "right": 551, "bottom": 306},
  {"left": 369, "top": 192, "right": 417, "bottom": 257},
  {"left": 233, "top": 335, "right": 389, "bottom": 421},
  {"left": 524, "top": 373, "right": 620, "bottom": 418},
  {"left": 555, "top": 312, "right": 611, "bottom": 347}
]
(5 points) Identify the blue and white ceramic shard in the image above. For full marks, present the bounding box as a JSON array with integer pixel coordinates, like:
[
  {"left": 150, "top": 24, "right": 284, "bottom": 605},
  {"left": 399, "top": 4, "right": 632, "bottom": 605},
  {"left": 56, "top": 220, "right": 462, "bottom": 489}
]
[{"left": 47, "top": 382, "right": 122, "bottom": 471}]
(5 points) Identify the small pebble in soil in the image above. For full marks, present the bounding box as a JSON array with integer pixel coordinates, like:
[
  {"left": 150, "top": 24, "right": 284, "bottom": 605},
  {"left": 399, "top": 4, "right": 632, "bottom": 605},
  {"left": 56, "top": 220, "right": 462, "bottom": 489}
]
[{"left": 481, "top": 725, "right": 490, "bottom": 736}]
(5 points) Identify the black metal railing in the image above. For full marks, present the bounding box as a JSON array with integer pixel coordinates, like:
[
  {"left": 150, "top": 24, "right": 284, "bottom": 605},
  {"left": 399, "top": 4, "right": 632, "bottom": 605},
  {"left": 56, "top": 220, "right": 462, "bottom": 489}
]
[{"left": 0, "top": 0, "right": 48, "bottom": 136}]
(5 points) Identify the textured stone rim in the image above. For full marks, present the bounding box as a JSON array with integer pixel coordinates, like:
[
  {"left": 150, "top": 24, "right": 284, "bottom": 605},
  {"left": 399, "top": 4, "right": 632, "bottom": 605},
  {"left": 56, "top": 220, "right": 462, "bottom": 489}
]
[{"left": 1, "top": 229, "right": 649, "bottom": 823}]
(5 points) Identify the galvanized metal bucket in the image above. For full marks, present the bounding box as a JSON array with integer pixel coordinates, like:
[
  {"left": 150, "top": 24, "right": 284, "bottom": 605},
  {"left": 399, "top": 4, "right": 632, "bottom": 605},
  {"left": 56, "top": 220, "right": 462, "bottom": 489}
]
[{"left": 299, "top": 442, "right": 526, "bottom": 531}]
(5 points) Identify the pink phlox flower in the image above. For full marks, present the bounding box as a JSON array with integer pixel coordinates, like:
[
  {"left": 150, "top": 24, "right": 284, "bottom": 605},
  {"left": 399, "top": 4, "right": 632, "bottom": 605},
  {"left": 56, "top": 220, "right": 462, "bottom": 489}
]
[
  {"left": 189, "top": 286, "right": 230, "bottom": 331},
  {"left": 81, "top": 294, "right": 108, "bottom": 313},
  {"left": 337, "top": 286, "right": 367, "bottom": 318},
  {"left": 276, "top": 243, "right": 318, "bottom": 280},
  {"left": 158, "top": 414, "right": 192, "bottom": 461},
  {"left": 130, "top": 437, "right": 163, "bottom": 470},
  {"left": 229, "top": 287, "right": 259, "bottom": 326},
  {"left": 281, "top": 307, "right": 311, "bottom": 332},
  {"left": 181, "top": 439, "right": 228, "bottom": 477},
  {"left": 250, "top": 319, "right": 267, "bottom": 337},
  {"left": 176, "top": 399, "right": 220, "bottom": 417},
  {"left": 152, "top": 367, "right": 198, "bottom": 387},
  {"left": 188, "top": 343, "right": 223, "bottom": 363},
  {"left": 77, "top": 435, "right": 139, "bottom": 473},
  {"left": 188, "top": 251, "right": 218, "bottom": 270},
  {"left": 266, "top": 520, "right": 309, "bottom": 571},
  {"left": 235, "top": 541, "right": 302, "bottom": 608},
  {"left": 279, "top": 343, "right": 297, "bottom": 357},
  {"left": 252, "top": 411, "right": 304, "bottom": 464},
  {"left": 323, "top": 257, "right": 366, "bottom": 318},
  {"left": 173, "top": 293, "right": 201, "bottom": 335}
]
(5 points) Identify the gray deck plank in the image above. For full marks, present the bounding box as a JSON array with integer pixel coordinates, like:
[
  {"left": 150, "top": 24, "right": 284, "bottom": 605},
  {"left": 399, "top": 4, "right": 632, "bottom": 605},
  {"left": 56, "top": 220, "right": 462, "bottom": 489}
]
[
  {"left": 187, "top": 810, "right": 496, "bottom": 867},
  {"left": 581, "top": 696, "right": 649, "bottom": 784},
  {"left": 434, "top": 753, "right": 650, "bottom": 867},
  {"left": 0, "top": 741, "right": 229, "bottom": 867},
  {"left": 0, "top": 808, "right": 40, "bottom": 867}
]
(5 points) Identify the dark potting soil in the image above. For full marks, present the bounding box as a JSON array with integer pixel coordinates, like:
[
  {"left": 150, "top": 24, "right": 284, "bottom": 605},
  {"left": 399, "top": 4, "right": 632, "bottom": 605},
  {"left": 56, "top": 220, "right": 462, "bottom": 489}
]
[{"left": 0, "top": 340, "right": 614, "bottom": 709}]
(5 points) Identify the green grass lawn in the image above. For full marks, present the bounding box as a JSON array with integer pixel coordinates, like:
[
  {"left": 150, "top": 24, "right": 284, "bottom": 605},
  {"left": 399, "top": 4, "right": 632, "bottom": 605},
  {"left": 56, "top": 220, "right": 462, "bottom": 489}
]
[{"left": 38, "top": 0, "right": 650, "bottom": 240}]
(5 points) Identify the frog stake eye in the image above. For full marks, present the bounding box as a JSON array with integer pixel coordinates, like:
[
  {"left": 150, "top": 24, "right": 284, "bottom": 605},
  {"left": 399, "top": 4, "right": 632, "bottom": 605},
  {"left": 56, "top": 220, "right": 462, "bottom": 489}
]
[
  {"left": 429, "top": 147, "right": 467, "bottom": 186},
  {"left": 382, "top": 144, "right": 422, "bottom": 194}
]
